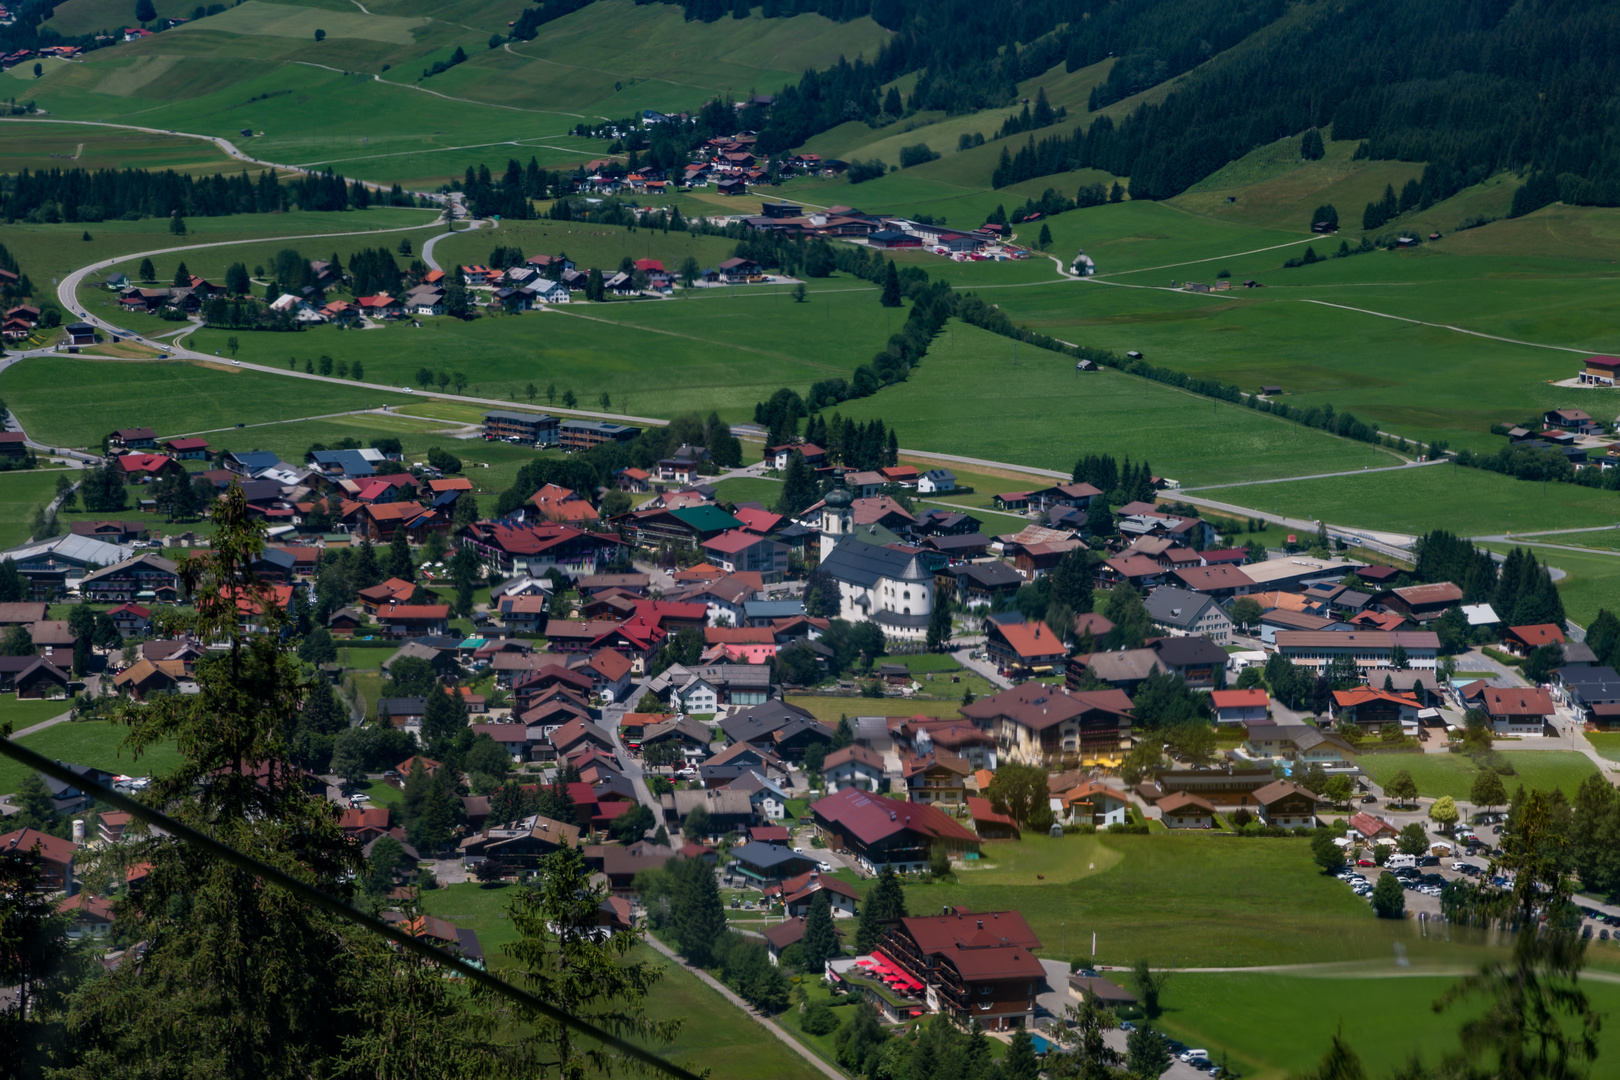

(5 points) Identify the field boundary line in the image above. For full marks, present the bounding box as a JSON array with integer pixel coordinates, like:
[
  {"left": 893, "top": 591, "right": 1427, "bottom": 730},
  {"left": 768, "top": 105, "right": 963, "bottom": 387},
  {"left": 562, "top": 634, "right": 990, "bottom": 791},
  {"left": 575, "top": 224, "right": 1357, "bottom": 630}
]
[{"left": 1297, "top": 298, "right": 1597, "bottom": 354}]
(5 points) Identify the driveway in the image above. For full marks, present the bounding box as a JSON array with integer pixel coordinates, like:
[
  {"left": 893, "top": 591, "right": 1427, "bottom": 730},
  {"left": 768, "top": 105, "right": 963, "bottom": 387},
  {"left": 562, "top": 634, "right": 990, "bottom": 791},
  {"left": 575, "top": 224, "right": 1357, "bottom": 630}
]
[
  {"left": 1034, "top": 959, "right": 1218, "bottom": 1079},
  {"left": 950, "top": 644, "right": 1013, "bottom": 691}
]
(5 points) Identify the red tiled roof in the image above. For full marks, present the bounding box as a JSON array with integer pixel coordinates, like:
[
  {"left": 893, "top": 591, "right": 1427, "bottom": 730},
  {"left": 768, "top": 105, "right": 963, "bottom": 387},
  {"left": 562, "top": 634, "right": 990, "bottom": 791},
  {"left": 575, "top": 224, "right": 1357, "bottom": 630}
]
[
  {"left": 1483, "top": 686, "right": 1555, "bottom": 717},
  {"left": 992, "top": 620, "right": 1066, "bottom": 660},
  {"left": 1506, "top": 624, "right": 1565, "bottom": 648},
  {"left": 810, "top": 788, "right": 977, "bottom": 845}
]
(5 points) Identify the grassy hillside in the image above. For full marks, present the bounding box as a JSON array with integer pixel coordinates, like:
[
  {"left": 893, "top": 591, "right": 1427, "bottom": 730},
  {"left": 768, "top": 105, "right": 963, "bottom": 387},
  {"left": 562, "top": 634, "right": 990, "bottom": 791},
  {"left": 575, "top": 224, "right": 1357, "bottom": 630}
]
[
  {"left": 29, "top": 0, "right": 887, "bottom": 188},
  {"left": 835, "top": 318, "right": 1400, "bottom": 486}
]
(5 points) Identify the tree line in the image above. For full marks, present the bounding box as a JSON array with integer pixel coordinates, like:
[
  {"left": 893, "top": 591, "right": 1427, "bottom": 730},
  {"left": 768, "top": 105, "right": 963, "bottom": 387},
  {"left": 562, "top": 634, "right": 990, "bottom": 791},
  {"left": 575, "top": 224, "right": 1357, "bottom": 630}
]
[
  {"left": 0, "top": 165, "right": 416, "bottom": 223},
  {"left": 492, "top": 411, "right": 743, "bottom": 517}
]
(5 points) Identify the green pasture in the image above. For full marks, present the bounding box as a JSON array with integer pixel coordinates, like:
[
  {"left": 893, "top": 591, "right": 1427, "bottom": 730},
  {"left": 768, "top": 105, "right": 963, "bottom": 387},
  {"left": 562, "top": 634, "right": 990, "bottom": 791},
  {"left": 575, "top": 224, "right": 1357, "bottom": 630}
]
[
  {"left": 1158, "top": 972, "right": 1620, "bottom": 1080},
  {"left": 29, "top": 0, "right": 888, "bottom": 189},
  {"left": 1, "top": 204, "right": 435, "bottom": 299},
  {"left": 0, "top": 120, "right": 256, "bottom": 177},
  {"left": 0, "top": 469, "right": 77, "bottom": 550},
  {"left": 905, "top": 832, "right": 1506, "bottom": 969},
  {"left": 1197, "top": 464, "right": 1620, "bottom": 539},
  {"left": 185, "top": 275, "right": 899, "bottom": 422},
  {"left": 419, "top": 881, "right": 823, "bottom": 1080},
  {"left": 1520, "top": 529, "right": 1620, "bottom": 552},
  {"left": 836, "top": 318, "right": 1396, "bottom": 486},
  {"left": 431, "top": 219, "right": 740, "bottom": 282},
  {"left": 1359, "top": 751, "right": 1598, "bottom": 802},
  {"left": 711, "top": 476, "right": 781, "bottom": 507},
  {"left": 0, "top": 718, "right": 181, "bottom": 796},
  {"left": 1586, "top": 733, "right": 1620, "bottom": 761},
  {"left": 0, "top": 357, "right": 413, "bottom": 450}
]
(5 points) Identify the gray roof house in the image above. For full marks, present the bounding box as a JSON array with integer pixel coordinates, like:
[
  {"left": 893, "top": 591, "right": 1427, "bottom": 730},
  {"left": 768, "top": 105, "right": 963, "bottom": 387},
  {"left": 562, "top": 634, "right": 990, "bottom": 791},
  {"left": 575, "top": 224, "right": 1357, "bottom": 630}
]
[{"left": 1143, "top": 586, "right": 1234, "bottom": 644}]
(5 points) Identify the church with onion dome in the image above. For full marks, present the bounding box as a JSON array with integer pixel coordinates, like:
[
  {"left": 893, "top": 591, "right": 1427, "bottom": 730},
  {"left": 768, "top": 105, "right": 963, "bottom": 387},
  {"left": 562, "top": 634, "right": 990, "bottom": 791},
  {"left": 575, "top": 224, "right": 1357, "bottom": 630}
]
[{"left": 813, "top": 470, "right": 936, "bottom": 641}]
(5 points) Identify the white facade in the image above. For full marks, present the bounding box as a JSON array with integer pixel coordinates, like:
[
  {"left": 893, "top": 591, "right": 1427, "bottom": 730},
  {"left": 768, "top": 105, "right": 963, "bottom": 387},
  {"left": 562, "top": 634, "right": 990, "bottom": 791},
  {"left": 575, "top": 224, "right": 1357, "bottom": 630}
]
[
  {"left": 674, "top": 678, "right": 718, "bottom": 714},
  {"left": 824, "top": 759, "right": 885, "bottom": 792}
]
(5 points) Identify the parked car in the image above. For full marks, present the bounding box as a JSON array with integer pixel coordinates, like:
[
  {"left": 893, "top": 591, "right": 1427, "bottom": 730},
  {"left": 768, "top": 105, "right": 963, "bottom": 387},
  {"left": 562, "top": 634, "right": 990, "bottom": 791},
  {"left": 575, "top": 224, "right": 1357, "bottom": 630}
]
[{"left": 1362, "top": 794, "right": 1379, "bottom": 803}]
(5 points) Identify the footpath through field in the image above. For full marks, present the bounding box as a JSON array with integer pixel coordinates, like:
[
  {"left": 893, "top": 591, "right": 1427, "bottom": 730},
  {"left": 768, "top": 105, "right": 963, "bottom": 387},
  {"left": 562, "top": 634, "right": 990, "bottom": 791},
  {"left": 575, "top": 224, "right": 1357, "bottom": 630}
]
[{"left": 641, "top": 934, "right": 845, "bottom": 1080}]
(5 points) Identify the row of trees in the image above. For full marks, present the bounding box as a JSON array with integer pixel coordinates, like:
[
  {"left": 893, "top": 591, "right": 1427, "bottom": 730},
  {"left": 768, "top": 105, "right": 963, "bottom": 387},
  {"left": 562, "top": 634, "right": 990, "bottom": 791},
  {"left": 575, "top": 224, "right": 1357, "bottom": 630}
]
[
  {"left": 492, "top": 411, "right": 742, "bottom": 517},
  {"left": 1, "top": 164, "right": 416, "bottom": 223}
]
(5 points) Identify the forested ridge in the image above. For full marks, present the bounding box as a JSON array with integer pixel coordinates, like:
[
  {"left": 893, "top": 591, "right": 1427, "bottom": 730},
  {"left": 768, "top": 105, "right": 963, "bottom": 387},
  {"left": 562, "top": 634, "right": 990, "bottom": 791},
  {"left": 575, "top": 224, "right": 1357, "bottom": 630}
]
[{"left": 611, "top": 0, "right": 1620, "bottom": 206}]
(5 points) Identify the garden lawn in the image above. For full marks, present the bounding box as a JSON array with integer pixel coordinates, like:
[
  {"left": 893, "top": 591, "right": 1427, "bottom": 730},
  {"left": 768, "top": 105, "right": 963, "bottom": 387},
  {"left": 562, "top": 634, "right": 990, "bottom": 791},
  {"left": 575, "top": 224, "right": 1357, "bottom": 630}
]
[
  {"left": 1157, "top": 972, "right": 1620, "bottom": 1080},
  {"left": 1198, "top": 465, "right": 1620, "bottom": 539},
  {"left": 0, "top": 697, "right": 73, "bottom": 734},
  {"left": 902, "top": 832, "right": 1507, "bottom": 969},
  {"left": 349, "top": 777, "right": 402, "bottom": 810},
  {"left": 1586, "top": 733, "right": 1620, "bottom": 761},
  {"left": 0, "top": 718, "right": 181, "bottom": 796},
  {"left": 711, "top": 476, "right": 782, "bottom": 507},
  {"left": 1359, "top": 751, "right": 1598, "bottom": 802},
  {"left": 0, "top": 469, "right": 75, "bottom": 550}
]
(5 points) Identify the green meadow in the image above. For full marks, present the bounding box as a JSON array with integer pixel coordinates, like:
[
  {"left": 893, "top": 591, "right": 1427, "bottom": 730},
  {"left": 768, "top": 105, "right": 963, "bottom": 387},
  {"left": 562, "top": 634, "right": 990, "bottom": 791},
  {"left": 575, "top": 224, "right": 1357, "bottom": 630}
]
[
  {"left": 1158, "top": 972, "right": 1620, "bottom": 1080},
  {"left": 0, "top": 718, "right": 181, "bottom": 795},
  {"left": 1198, "top": 464, "right": 1620, "bottom": 539},
  {"left": 836, "top": 318, "right": 1398, "bottom": 487},
  {"left": 0, "top": 469, "right": 78, "bottom": 550},
  {"left": 419, "top": 881, "right": 823, "bottom": 1080},
  {"left": 28, "top": 0, "right": 888, "bottom": 189},
  {"left": 0, "top": 357, "right": 413, "bottom": 449},
  {"left": 1359, "top": 751, "right": 1599, "bottom": 802},
  {"left": 891, "top": 832, "right": 1507, "bottom": 970}
]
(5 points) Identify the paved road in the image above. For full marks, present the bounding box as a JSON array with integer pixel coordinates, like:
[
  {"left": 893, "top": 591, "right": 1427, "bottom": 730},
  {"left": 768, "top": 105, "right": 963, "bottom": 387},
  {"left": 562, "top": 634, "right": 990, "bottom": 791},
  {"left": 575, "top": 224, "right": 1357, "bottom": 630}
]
[{"left": 642, "top": 933, "right": 846, "bottom": 1080}]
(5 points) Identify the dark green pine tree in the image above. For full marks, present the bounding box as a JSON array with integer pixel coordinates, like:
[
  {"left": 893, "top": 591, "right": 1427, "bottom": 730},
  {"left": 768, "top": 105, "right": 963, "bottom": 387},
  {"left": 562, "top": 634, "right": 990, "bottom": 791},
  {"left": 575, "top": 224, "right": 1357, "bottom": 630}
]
[
  {"left": 800, "top": 890, "right": 840, "bottom": 971},
  {"left": 879, "top": 261, "right": 902, "bottom": 307},
  {"left": 855, "top": 864, "right": 907, "bottom": 953},
  {"left": 384, "top": 527, "right": 415, "bottom": 583},
  {"left": 774, "top": 451, "right": 820, "bottom": 517}
]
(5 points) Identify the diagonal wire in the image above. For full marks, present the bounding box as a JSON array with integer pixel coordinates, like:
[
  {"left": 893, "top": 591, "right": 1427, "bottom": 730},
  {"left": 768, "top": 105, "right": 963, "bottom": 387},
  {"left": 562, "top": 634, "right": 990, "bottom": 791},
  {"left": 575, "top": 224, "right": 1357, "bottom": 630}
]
[{"left": 0, "top": 736, "right": 704, "bottom": 1080}]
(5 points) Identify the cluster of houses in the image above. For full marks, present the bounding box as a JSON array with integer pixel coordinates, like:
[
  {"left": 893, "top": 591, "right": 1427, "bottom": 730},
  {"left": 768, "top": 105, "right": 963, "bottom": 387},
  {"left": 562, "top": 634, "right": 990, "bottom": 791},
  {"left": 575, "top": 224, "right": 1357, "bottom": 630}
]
[{"left": 733, "top": 203, "right": 1029, "bottom": 261}]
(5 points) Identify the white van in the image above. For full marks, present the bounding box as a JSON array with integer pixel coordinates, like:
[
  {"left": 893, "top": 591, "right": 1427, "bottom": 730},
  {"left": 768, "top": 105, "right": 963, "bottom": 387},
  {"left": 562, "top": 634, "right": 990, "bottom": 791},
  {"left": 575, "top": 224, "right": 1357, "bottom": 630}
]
[{"left": 1386, "top": 854, "right": 1418, "bottom": 869}]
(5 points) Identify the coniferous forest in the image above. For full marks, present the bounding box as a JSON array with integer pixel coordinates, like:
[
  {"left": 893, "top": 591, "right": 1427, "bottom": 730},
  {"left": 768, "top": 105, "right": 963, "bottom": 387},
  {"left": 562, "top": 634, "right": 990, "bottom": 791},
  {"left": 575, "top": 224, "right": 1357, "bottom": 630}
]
[{"left": 624, "top": 0, "right": 1620, "bottom": 206}]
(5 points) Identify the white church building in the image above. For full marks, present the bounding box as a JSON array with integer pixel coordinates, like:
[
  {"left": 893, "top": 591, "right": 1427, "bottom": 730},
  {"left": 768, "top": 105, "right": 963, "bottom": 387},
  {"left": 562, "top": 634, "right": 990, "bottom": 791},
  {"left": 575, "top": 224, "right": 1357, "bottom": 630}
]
[{"left": 814, "top": 474, "right": 935, "bottom": 641}]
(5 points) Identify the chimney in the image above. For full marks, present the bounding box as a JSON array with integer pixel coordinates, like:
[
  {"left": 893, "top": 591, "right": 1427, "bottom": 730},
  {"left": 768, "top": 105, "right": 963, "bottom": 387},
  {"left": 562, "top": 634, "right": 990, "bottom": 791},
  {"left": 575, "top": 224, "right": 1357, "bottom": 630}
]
[
  {"left": 977, "top": 920, "right": 983, "bottom": 930},
  {"left": 889, "top": 811, "right": 896, "bottom": 821}
]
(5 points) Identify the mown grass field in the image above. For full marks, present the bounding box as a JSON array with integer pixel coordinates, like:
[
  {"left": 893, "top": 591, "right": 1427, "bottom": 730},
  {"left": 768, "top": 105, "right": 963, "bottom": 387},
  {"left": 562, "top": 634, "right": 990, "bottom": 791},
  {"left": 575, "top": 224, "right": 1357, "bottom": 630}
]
[
  {"left": 0, "top": 717, "right": 181, "bottom": 795},
  {"left": 1587, "top": 733, "right": 1620, "bottom": 761},
  {"left": 185, "top": 277, "right": 900, "bottom": 423},
  {"left": 9, "top": 205, "right": 436, "bottom": 298},
  {"left": 1359, "top": 750, "right": 1599, "bottom": 802},
  {"left": 1198, "top": 464, "right": 1620, "bottom": 539},
  {"left": 30, "top": 0, "right": 887, "bottom": 190},
  {"left": 0, "top": 357, "right": 414, "bottom": 450},
  {"left": 419, "top": 881, "right": 823, "bottom": 1080},
  {"left": 0, "top": 469, "right": 76, "bottom": 550},
  {"left": 835, "top": 318, "right": 1397, "bottom": 486},
  {"left": 903, "top": 832, "right": 1509, "bottom": 969},
  {"left": 0, "top": 120, "right": 257, "bottom": 176},
  {"left": 1158, "top": 972, "right": 1620, "bottom": 1080}
]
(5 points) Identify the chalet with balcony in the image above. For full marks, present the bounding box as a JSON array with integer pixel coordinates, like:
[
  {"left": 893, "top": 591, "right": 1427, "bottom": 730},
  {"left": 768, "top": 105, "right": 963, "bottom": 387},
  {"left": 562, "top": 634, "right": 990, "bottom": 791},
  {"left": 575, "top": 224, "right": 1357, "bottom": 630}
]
[{"left": 878, "top": 909, "right": 1044, "bottom": 1032}]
